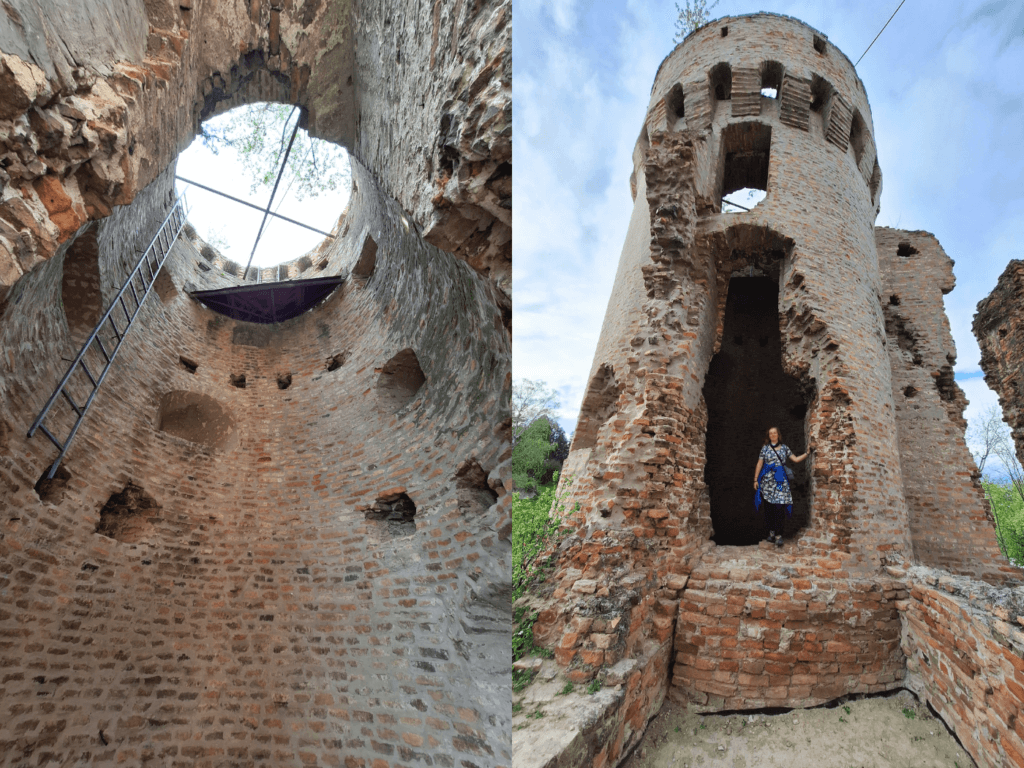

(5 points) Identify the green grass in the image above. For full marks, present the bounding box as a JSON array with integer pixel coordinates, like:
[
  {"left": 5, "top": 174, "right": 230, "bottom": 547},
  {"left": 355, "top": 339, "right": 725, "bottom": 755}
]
[
  {"left": 902, "top": 707, "right": 916, "bottom": 720},
  {"left": 586, "top": 680, "right": 601, "bottom": 695},
  {"left": 513, "top": 701, "right": 523, "bottom": 714},
  {"left": 512, "top": 475, "right": 577, "bottom": 601},
  {"left": 557, "top": 682, "right": 574, "bottom": 696}
]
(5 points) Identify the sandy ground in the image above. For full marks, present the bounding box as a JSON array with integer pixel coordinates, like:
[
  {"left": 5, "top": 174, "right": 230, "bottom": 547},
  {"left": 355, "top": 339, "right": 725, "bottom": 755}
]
[{"left": 622, "top": 690, "right": 976, "bottom": 768}]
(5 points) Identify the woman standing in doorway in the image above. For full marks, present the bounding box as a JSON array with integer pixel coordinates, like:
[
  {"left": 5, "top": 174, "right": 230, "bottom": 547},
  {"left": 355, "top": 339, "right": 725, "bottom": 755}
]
[{"left": 753, "top": 426, "right": 811, "bottom": 547}]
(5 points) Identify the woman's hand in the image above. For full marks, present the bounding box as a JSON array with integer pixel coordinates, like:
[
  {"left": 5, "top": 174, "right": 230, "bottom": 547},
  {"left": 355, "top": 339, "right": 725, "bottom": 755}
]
[{"left": 753, "top": 480, "right": 759, "bottom": 489}]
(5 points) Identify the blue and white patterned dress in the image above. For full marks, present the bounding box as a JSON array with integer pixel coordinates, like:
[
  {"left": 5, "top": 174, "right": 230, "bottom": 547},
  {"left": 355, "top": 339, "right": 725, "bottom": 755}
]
[{"left": 758, "top": 443, "right": 792, "bottom": 505}]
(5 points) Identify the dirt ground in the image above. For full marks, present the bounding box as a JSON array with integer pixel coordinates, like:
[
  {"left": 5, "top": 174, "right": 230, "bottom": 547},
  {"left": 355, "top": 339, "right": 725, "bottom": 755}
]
[{"left": 622, "top": 690, "right": 976, "bottom": 768}]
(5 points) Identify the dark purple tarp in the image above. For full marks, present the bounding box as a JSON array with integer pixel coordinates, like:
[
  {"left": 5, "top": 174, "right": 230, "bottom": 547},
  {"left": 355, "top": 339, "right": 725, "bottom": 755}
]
[{"left": 189, "top": 276, "right": 344, "bottom": 324}]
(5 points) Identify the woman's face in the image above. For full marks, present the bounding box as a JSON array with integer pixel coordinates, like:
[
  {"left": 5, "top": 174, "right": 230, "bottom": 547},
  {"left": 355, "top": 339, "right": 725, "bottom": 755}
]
[{"left": 768, "top": 428, "right": 779, "bottom": 444}]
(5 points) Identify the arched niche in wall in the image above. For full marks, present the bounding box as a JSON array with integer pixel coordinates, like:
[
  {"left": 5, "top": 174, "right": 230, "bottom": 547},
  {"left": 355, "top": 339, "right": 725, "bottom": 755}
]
[
  {"left": 376, "top": 348, "right": 426, "bottom": 414},
  {"left": 709, "top": 62, "right": 732, "bottom": 120},
  {"left": 61, "top": 227, "right": 103, "bottom": 346},
  {"left": 157, "top": 391, "right": 239, "bottom": 451}
]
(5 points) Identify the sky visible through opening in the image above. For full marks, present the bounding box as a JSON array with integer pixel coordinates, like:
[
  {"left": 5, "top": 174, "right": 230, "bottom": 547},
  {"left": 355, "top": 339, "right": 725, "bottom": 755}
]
[{"left": 174, "top": 103, "right": 352, "bottom": 269}]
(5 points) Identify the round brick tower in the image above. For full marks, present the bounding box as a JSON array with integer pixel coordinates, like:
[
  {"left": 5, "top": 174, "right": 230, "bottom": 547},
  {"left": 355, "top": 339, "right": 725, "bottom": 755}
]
[{"left": 565, "top": 10, "right": 904, "bottom": 580}]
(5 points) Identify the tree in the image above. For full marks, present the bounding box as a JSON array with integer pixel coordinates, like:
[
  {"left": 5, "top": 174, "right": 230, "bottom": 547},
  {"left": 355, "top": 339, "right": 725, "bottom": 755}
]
[
  {"left": 968, "top": 405, "right": 1024, "bottom": 564},
  {"left": 511, "top": 417, "right": 556, "bottom": 494},
  {"left": 512, "top": 379, "right": 561, "bottom": 445},
  {"left": 199, "top": 102, "right": 350, "bottom": 201},
  {"left": 673, "top": 0, "right": 721, "bottom": 43}
]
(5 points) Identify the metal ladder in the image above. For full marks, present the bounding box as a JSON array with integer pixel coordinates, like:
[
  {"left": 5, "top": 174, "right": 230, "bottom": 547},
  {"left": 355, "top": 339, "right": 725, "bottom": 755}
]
[{"left": 28, "top": 193, "right": 190, "bottom": 479}]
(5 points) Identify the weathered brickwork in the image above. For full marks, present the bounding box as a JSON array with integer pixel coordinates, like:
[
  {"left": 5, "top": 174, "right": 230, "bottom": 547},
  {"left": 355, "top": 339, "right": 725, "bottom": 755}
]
[
  {"left": 0, "top": 0, "right": 510, "bottom": 301},
  {"left": 515, "top": 13, "right": 1019, "bottom": 768},
  {"left": 901, "top": 566, "right": 1024, "bottom": 768},
  {"left": 975, "top": 259, "right": 1024, "bottom": 471},
  {"left": 671, "top": 548, "right": 906, "bottom": 711},
  {"left": 878, "top": 228, "right": 1013, "bottom": 581},
  {"left": 0, "top": 157, "right": 510, "bottom": 766}
]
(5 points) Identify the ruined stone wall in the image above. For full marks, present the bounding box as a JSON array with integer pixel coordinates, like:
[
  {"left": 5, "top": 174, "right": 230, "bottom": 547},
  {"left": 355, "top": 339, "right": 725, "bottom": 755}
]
[
  {"left": 975, "top": 259, "right": 1024, "bottom": 471},
  {"left": 0, "top": 162, "right": 510, "bottom": 766},
  {"left": 878, "top": 228, "right": 1014, "bottom": 583},
  {"left": 671, "top": 548, "right": 906, "bottom": 710},
  {"left": 0, "top": 0, "right": 510, "bottom": 303},
  {"left": 901, "top": 566, "right": 1024, "bottom": 768}
]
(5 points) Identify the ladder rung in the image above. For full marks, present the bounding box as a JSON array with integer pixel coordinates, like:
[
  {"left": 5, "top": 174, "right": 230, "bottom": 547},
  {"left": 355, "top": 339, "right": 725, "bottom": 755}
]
[
  {"left": 94, "top": 336, "right": 111, "bottom": 362},
  {"left": 119, "top": 296, "right": 132, "bottom": 323},
  {"left": 129, "top": 280, "right": 141, "bottom": 309},
  {"left": 80, "top": 360, "right": 97, "bottom": 388},
  {"left": 108, "top": 315, "right": 121, "bottom": 341},
  {"left": 38, "top": 424, "right": 63, "bottom": 451},
  {"left": 61, "top": 388, "right": 82, "bottom": 416}
]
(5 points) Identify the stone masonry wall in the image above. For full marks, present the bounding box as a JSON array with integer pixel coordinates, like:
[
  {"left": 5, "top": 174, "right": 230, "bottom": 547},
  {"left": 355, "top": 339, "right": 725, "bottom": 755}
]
[
  {"left": 901, "top": 566, "right": 1024, "bottom": 768},
  {"left": 0, "top": 0, "right": 510, "bottom": 302},
  {"left": 0, "top": 161, "right": 510, "bottom": 766},
  {"left": 975, "top": 259, "right": 1024, "bottom": 471},
  {"left": 878, "top": 228, "right": 1015, "bottom": 583}
]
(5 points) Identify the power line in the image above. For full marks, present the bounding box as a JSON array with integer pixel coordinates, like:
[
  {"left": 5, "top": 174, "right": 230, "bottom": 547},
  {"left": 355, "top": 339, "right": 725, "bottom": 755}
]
[{"left": 855, "top": 0, "right": 907, "bottom": 67}]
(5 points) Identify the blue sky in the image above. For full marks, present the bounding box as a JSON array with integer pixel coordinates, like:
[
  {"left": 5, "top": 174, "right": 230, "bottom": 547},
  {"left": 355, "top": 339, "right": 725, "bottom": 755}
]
[{"left": 512, "top": 0, "right": 1024, "bottom": 463}]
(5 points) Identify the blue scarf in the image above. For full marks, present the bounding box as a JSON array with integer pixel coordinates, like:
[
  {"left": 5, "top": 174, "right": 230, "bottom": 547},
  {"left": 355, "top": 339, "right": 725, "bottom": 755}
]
[{"left": 754, "top": 452, "right": 793, "bottom": 515}]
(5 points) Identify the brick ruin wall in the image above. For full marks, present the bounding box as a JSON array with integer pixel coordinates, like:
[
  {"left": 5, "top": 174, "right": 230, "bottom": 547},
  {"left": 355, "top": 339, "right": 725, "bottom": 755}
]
[
  {"left": 517, "top": 13, "right": 1021, "bottom": 768},
  {"left": 975, "top": 259, "right": 1024, "bottom": 471},
  {"left": 0, "top": 0, "right": 511, "bottom": 304},
  {"left": 0, "top": 154, "right": 511, "bottom": 766},
  {"left": 877, "top": 228, "right": 1012, "bottom": 580}
]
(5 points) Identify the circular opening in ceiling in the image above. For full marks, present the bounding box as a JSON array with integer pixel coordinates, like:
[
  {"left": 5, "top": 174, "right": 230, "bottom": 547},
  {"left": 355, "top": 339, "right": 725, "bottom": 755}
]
[{"left": 174, "top": 102, "right": 352, "bottom": 270}]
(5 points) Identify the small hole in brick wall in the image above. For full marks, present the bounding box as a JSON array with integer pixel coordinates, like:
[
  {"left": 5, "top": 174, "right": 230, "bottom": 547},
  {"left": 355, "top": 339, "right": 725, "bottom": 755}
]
[
  {"left": 179, "top": 355, "right": 198, "bottom": 374},
  {"left": 365, "top": 492, "right": 417, "bottom": 539},
  {"left": 456, "top": 459, "right": 499, "bottom": 519},
  {"left": 327, "top": 351, "right": 350, "bottom": 371},
  {"left": 720, "top": 26, "right": 728, "bottom": 36},
  {"left": 889, "top": 295, "right": 901, "bottom": 306},
  {"left": 999, "top": 328, "right": 1008, "bottom": 338},
  {"left": 813, "top": 34, "right": 827, "bottom": 54},
  {"left": 277, "top": 373, "right": 292, "bottom": 390},
  {"left": 230, "top": 373, "right": 246, "bottom": 389},
  {"left": 197, "top": 261, "right": 210, "bottom": 272},
  {"left": 95, "top": 482, "right": 160, "bottom": 544},
  {"left": 317, "top": 259, "right": 328, "bottom": 271},
  {"left": 904, "top": 385, "right": 918, "bottom": 398},
  {"left": 897, "top": 242, "right": 918, "bottom": 257},
  {"left": 353, "top": 234, "right": 378, "bottom": 278},
  {"left": 153, "top": 267, "right": 178, "bottom": 304},
  {"left": 376, "top": 349, "right": 426, "bottom": 414},
  {"left": 35, "top": 464, "right": 71, "bottom": 505}
]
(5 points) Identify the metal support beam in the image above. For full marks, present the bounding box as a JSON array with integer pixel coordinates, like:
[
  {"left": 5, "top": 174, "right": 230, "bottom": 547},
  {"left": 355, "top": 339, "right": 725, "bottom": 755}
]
[{"left": 175, "top": 176, "right": 336, "bottom": 238}]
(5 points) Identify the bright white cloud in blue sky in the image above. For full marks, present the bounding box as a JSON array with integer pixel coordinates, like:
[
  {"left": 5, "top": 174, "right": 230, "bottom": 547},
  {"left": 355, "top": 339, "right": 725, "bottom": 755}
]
[
  {"left": 174, "top": 105, "right": 351, "bottom": 269},
  {"left": 513, "top": 0, "right": 1024, "bottom": 466}
]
